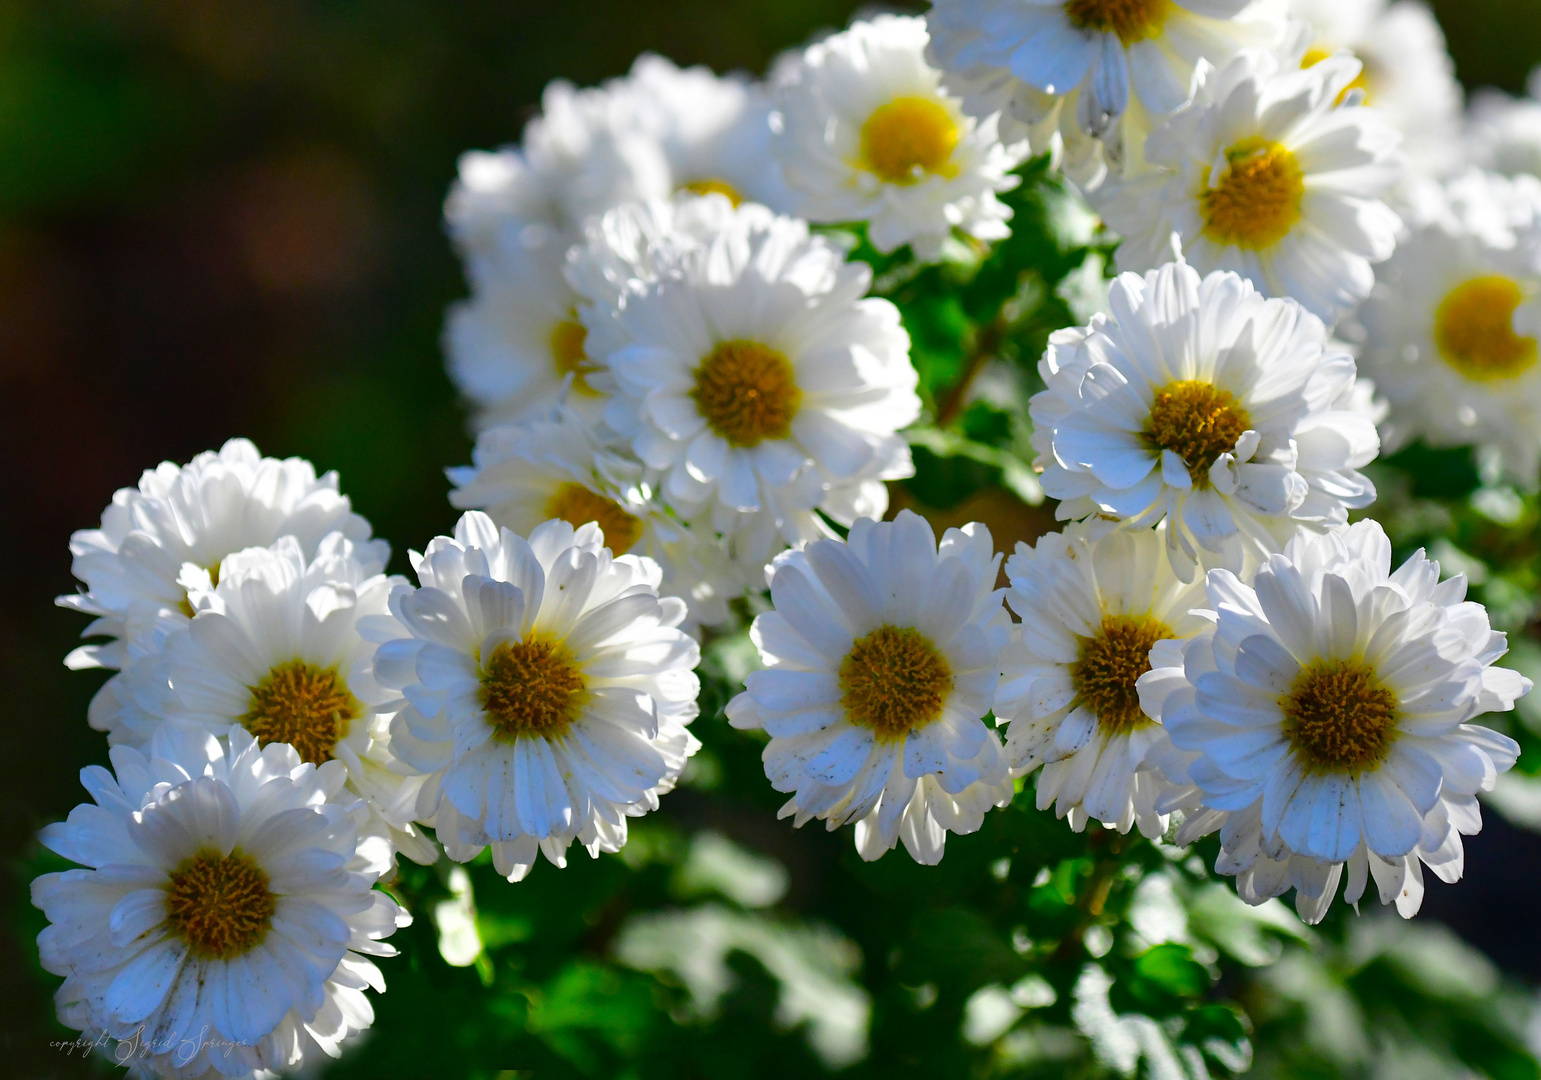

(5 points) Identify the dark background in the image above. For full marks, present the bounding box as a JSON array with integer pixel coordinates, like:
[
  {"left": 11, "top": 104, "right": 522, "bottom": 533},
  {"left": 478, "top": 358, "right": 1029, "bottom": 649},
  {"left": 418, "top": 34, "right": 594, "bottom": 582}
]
[{"left": 4, "top": 1, "right": 1540, "bottom": 1076}]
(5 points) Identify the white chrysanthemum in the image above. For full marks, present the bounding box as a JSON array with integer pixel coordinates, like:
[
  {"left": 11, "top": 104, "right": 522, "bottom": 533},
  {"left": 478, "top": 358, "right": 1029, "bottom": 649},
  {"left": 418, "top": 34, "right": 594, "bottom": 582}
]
[
  {"left": 1283, "top": 0, "right": 1463, "bottom": 179},
  {"left": 59, "top": 440, "right": 388, "bottom": 762},
  {"left": 1099, "top": 49, "right": 1403, "bottom": 323},
  {"left": 1145, "top": 520, "right": 1528, "bottom": 922},
  {"left": 995, "top": 522, "right": 1210, "bottom": 837},
  {"left": 60, "top": 439, "right": 386, "bottom": 667},
  {"left": 372, "top": 512, "right": 700, "bottom": 882},
  {"left": 446, "top": 54, "right": 787, "bottom": 277},
  {"left": 726, "top": 512, "right": 1013, "bottom": 864},
  {"left": 1029, "top": 261, "right": 1379, "bottom": 581},
  {"left": 590, "top": 199, "right": 919, "bottom": 545},
  {"left": 1466, "top": 70, "right": 1541, "bottom": 182},
  {"left": 623, "top": 53, "right": 794, "bottom": 213},
  {"left": 155, "top": 533, "right": 435, "bottom": 870},
  {"left": 1355, "top": 169, "right": 1541, "bottom": 484},
  {"left": 444, "top": 58, "right": 792, "bottom": 431},
  {"left": 447, "top": 409, "right": 742, "bottom": 629},
  {"left": 924, "top": 0, "right": 1285, "bottom": 186},
  {"left": 771, "top": 14, "right": 1027, "bottom": 257},
  {"left": 32, "top": 725, "right": 408, "bottom": 1078},
  {"left": 443, "top": 245, "right": 607, "bottom": 432}
]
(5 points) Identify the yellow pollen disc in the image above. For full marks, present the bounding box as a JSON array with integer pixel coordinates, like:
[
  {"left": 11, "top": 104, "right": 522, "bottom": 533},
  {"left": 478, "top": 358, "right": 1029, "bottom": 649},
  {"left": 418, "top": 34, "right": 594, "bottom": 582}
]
[
  {"left": 480, "top": 637, "right": 588, "bottom": 741},
  {"left": 545, "top": 481, "right": 644, "bottom": 554},
  {"left": 1434, "top": 275, "right": 1539, "bottom": 382},
  {"left": 1301, "top": 47, "right": 1373, "bottom": 106},
  {"left": 1280, "top": 658, "right": 1399, "bottom": 773},
  {"left": 681, "top": 178, "right": 744, "bottom": 207},
  {"left": 1064, "top": 0, "right": 1171, "bottom": 47},
  {"left": 550, "top": 317, "right": 599, "bottom": 397},
  {"left": 859, "top": 96, "right": 961, "bottom": 186},
  {"left": 838, "top": 625, "right": 954, "bottom": 742},
  {"left": 1142, "top": 380, "right": 1252, "bottom": 487},
  {"left": 691, "top": 339, "right": 801, "bottom": 448},
  {"left": 1200, "top": 137, "right": 1305, "bottom": 251},
  {"left": 1072, "top": 614, "right": 1171, "bottom": 735},
  {"left": 164, "top": 849, "right": 277, "bottom": 960},
  {"left": 241, "top": 660, "right": 359, "bottom": 766}
]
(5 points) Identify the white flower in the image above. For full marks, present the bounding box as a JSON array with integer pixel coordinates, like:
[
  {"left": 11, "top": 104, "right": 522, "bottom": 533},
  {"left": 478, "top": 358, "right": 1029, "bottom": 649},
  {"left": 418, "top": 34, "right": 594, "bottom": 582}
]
[
  {"left": 447, "top": 408, "right": 743, "bottom": 629},
  {"left": 59, "top": 439, "right": 385, "bottom": 666},
  {"left": 726, "top": 512, "right": 1013, "bottom": 864},
  {"left": 58, "top": 440, "right": 387, "bottom": 755},
  {"left": 443, "top": 58, "right": 791, "bottom": 430},
  {"left": 445, "top": 54, "right": 786, "bottom": 273},
  {"left": 1145, "top": 520, "right": 1528, "bottom": 922},
  {"left": 924, "top": 0, "right": 1285, "bottom": 186},
  {"left": 589, "top": 199, "right": 919, "bottom": 545},
  {"left": 1028, "top": 261, "right": 1380, "bottom": 581},
  {"left": 31, "top": 725, "right": 408, "bottom": 1078},
  {"left": 443, "top": 244, "right": 607, "bottom": 432},
  {"left": 1283, "top": 0, "right": 1463, "bottom": 179},
  {"left": 373, "top": 512, "right": 701, "bottom": 881},
  {"left": 156, "top": 533, "right": 435, "bottom": 870},
  {"left": 995, "top": 522, "right": 1211, "bottom": 837},
  {"left": 1099, "top": 49, "right": 1403, "bottom": 323},
  {"left": 771, "top": 14, "right": 1027, "bottom": 257},
  {"left": 1466, "top": 70, "right": 1541, "bottom": 182},
  {"left": 623, "top": 53, "right": 794, "bottom": 213},
  {"left": 1355, "top": 169, "right": 1541, "bottom": 484}
]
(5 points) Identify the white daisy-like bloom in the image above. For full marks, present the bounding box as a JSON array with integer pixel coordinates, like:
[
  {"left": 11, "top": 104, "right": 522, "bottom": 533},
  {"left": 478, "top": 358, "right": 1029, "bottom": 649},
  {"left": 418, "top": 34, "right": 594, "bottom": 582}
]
[
  {"left": 995, "top": 521, "right": 1210, "bottom": 838},
  {"left": 1099, "top": 49, "right": 1403, "bottom": 323},
  {"left": 924, "top": 0, "right": 1285, "bottom": 187},
  {"left": 444, "top": 58, "right": 792, "bottom": 431},
  {"left": 726, "top": 512, "right": 1014, "bottom": 865},
  {"left": 32, "top": 725, "right": 408, "bottom": 1078},
  {"left": 1144, "top": 520, "right": 1529, "bottom": 922},
  {"left": 1356, "top": 169, "right": 1541, "bottom": 485},
  {"left": 60, "top": 439, "right": 386, "bottom": 668},
  {"left": 371, "top": 512, "right": 700, "bottom": 882},
  {"left": 447, "top": 408, "right": 742, "bottom": 629},
  {"left": 1283, "top": 0, "right": 1463, "bottom": 179},
  {"left": 156, "top": 533, "right": 436, "bottom": 870},
  {"left": 590, "top": 198, "right": 919, "bottom": 546},
  {"left": 59, "top": 441, "right": 388, "bottom": 753},
  {"left": 1466, "top": 70, "right": 1541, "bottom": 182},
  {"left": 623, "top": 53, "right": 794, "bottom": 213},
  {"left": 443, "top": 245, "right": 608, "bottom": 432},
  {"left": 1028, "top": 261, "right": 1380, "bottom": 582},
  {"left": 771, "top": 14, "right": 1027, "bottom": 258}
]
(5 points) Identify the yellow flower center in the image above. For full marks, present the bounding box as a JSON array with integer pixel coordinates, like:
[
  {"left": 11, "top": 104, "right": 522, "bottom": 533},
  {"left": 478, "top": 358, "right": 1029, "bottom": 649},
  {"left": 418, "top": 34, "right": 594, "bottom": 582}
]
[
  {"left": 1280, "top": 658, "right": 1399, "bottom": 773},
  {"left": 1072, "top": 614, "right": 1171, "bottom": 735},
  {"left": 1200, "top": 137, "right": 1305, "bottom": 250},
  {"left": 550, "top": 317, "right": 599, "bottom": 397},
  {"left": 241, "top": 660, "right": 359, "bottom": 766},
  {"left": 480, "top": 637, "right": 588, "bottom": 741},
  {"left": 691, "top": 339, "right": 801, "bottom": 448},
  {"left": 859, "top": 96, "right": 960, "bottom": 185},
  {"left": 1434, "top": 275, "right": 1539, "bottom": 382},
  {"left": 681, "top": 178, "right": 745, "bottom": 206},
  {"left": 839, "top": 625, "right": 953, "bottom": 742},
  {"left": 1142, "top": 380, "right": 1252, "bottom": 487},
  {"left": 164, "top": 849, "right": 277, "bottom": 960},
  {"left": 1301, "top": 46, "right": 1373, "bottom": 106},
  {"left": 545, "top": 482, "right": 644, "bottom": 554},
  {"left": 1064, "top": 0, "right": 1171, "bottom": 47}
]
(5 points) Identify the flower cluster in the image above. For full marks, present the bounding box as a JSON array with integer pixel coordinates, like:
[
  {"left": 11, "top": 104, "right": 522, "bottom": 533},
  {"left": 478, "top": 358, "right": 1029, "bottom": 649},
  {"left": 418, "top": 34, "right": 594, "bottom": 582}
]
[{"left": 36, "top": 2, "right": 1541, "bottom": 1074}]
